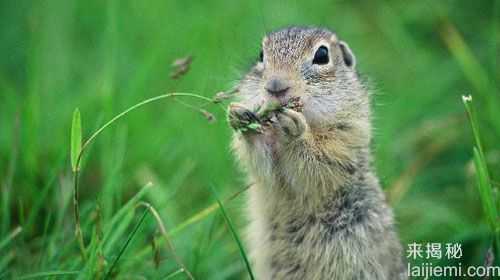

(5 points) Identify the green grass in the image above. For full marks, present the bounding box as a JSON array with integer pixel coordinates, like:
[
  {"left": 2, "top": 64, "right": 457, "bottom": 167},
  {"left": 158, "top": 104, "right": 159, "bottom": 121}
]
[
  {"left": 209, "top": 185, "right": 254, "bottom": 280},
  {"left": 1, "top": 0, "right": 499, "bottom": 279},
  {"left": 463, "top": 95, "right": 500, "bottom": 257}
]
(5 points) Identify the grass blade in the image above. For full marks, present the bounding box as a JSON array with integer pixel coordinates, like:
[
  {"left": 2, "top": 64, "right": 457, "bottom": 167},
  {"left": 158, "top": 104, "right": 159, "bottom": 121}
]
[
  {"left": 463, "top": 95, "right": 500, "bottom": 255},
  {"left": 463, "top": 95, "right": 487, "bottom": 158},
  {"left": 169, "top": 184, "right": 252, "bottom": 236},
  {"left": 131, "top": 184, "right": 252, "bottom": 262},
  {"left": 463, "top": 95, "right": 497, "bottom": 220},
  {"left": 104, "top": 209, "right": 149, "bottom": 279},
  {"left": 0, "top": 226, "right": 22, "bottom": 251},
  {"left": 162, "top": 268, "right": 185, "bottom": 280},
  {"left": 70, "top": 108, "right": 82, "bottom": 172},
  {"left": 103, "top": 182, "right": 153, "bottom": 252},
  {"left": 473, "top": 147, "right": 498, "bottom": 230},
  {"left": 208, "top": 185, "right": 254, "bottom": 280},
  {"left": 136, "top": 202, "right": 194, "bottom": 280},
  {"left": 70, "top": 108, "right": 86, "bottom": 260},
  {"left": 17, "top": 271, "right": 80, "bottom": 279},
  {"left": 0, "top": 227, "right": 22, "bottom": 272}
]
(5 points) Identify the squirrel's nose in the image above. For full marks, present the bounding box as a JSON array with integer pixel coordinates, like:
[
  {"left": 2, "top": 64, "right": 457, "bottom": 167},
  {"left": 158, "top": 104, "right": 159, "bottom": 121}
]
[{"left": 265, "top": 78, "right": 290, "bottom": 96}]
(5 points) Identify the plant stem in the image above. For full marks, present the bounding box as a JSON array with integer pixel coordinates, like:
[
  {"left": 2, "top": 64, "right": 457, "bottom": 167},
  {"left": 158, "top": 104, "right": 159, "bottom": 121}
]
[
  {"left": 72, "top": 169, "right": 86, "bottom": 260},
  {"left": 79, "top": 93, "right": 216, "bottom": 158},
  {"left": 137, "top": 202, "right": 195, "bottom": 280},
  {"left": 105, "top": 209, "right": 149, "bottom": 279},
  {"left": 71, "top": 92, "right": 221, "bottom": 262}
]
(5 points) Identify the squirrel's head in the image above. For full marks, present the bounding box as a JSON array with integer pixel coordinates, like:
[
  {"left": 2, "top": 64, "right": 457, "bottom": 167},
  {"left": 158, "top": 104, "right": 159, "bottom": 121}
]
[{"left": 238, "top": 26, "right": 370, "bottom": 142}]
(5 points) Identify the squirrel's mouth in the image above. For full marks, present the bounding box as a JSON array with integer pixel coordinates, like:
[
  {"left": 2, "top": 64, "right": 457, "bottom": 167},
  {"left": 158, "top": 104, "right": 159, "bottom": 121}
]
[
  {"left": 259, "top": 95, "right": 304, "bottom": 115},
  {"left": 269, "top": 93, "right": 292, "bottom": 107},
  {"left": 276, "top": 94, "right": 303, "bottom": 110}
]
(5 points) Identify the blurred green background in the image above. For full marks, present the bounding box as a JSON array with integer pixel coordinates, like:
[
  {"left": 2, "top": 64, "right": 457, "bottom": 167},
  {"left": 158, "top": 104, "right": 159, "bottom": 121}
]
[{"left": 1, "top": 0, "right": 499, "bottom": 279}]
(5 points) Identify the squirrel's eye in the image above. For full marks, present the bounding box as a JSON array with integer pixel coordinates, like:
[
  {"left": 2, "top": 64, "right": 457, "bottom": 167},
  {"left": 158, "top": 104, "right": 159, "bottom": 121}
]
[
  {"left": 313, "top": 46, "right": 329, "bottom": 65},
  {"left": 259, "top": 50, "right": 264, "bottom": 62}
]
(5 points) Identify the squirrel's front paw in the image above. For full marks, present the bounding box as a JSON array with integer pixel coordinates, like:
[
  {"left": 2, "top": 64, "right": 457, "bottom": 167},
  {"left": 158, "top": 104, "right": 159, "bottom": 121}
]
[
  {"left": 275, "top": 108, "right": 308, "bottom": 141},
  {"left": 228, "top": 102, "right": 259, "bottom": 132}
]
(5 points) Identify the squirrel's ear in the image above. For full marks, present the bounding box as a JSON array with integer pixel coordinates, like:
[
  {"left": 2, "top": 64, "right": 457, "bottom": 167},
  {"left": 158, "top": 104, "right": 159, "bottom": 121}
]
[{"left": 339, "top": 41, "right": 356, "bottom": 68}]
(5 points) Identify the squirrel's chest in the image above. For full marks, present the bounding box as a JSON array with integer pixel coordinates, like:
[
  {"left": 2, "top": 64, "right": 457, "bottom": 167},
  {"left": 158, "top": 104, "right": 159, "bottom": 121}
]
[{"left": 247, "top": 208, "right": 343, "bottom": 280}]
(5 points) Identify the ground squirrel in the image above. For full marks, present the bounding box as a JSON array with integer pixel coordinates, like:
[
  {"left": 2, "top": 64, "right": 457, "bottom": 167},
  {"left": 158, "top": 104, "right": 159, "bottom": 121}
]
[{"left": 228, "top": 27, "right": 406, "bottom": 280}]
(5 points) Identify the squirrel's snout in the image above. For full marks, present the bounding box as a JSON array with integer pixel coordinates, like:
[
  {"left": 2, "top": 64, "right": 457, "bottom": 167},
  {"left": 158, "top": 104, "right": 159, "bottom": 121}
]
[{"left": 265, "top": 78, "right": 290, "bottom": 96}]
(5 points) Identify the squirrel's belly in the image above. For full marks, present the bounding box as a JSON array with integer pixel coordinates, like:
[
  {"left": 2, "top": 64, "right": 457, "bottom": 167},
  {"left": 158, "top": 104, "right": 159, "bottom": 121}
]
[{"left": 245, "top": 183, "right": 406, "bottom": 280}]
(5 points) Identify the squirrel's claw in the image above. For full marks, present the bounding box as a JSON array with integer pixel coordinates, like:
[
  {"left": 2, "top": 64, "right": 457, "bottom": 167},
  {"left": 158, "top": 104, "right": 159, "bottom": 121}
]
[
  {"left": 228, "top": 102, "right": 259, "bottom": 131},
  {"left": 276, "top": 108, "right": 308, "bottom": 140}
]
